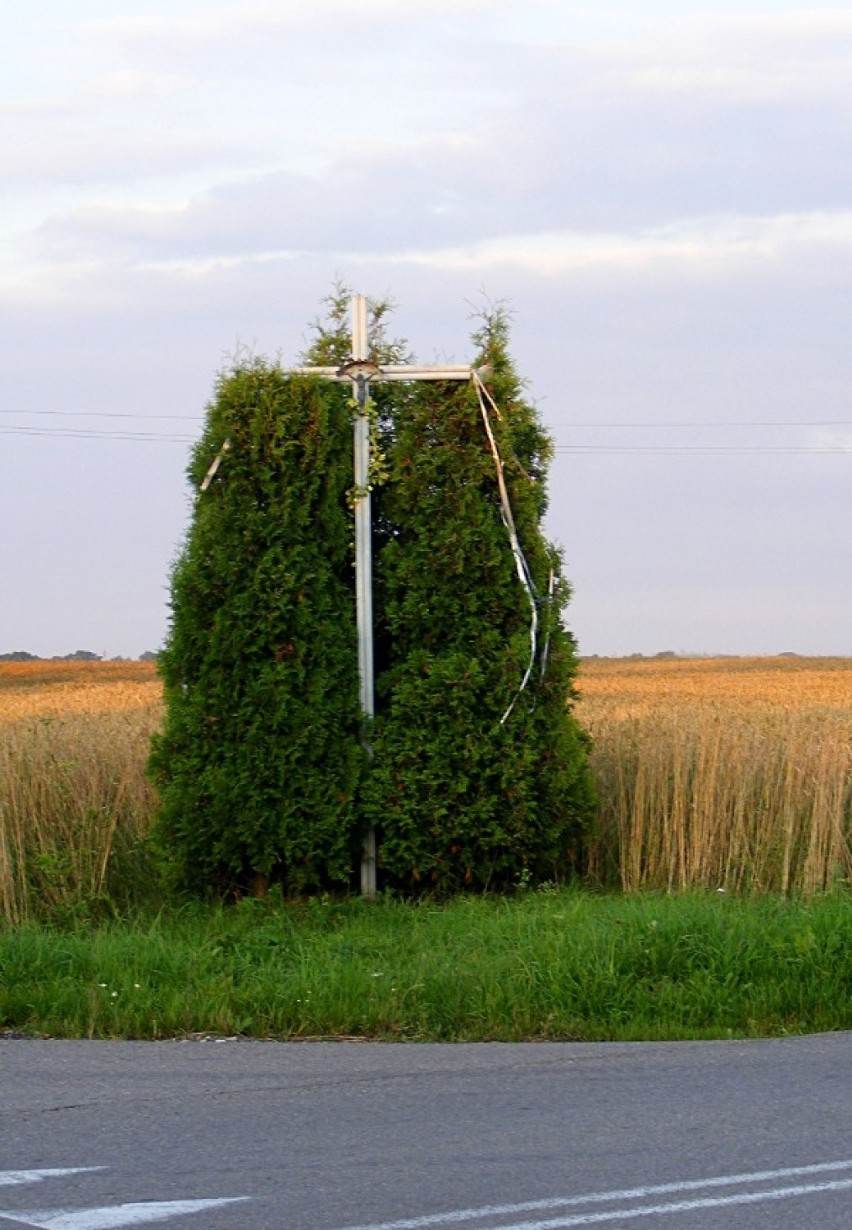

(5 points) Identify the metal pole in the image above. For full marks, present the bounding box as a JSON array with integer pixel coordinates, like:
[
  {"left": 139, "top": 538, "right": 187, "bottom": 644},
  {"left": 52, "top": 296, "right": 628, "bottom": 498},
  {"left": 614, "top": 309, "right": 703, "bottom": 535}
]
[
  {"left": 352, "top": 296, "right": 377, "bottom": 898},
  {"left": 286, "top": 294, "right": 474, "bottom": 898}
]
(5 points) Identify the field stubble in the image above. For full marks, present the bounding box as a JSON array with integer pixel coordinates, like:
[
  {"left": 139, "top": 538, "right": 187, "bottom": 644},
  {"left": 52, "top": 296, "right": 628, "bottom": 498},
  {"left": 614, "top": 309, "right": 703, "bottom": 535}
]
[{"left": 0, "top": 657, "right": 849, "bottom": 921}]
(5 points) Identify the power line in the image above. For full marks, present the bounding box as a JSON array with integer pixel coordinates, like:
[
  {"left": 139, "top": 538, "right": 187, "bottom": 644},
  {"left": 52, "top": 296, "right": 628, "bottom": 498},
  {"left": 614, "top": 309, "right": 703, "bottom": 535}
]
[
  {"left": 0, "top": 425, "right": 195, "bottom": 442},
  {"left": 548, "top": 447, "right": 845, "bottom": 457},
  {"left": 0, "top": 409, "right": 203, "bottom": 422},
  {"left": 2, "top": 409, "right": 850, "bottom": 428},
  {"left": 1, "top": 428, "right": 847, "bottom": 453},
  {"left": 0, "top": 413, "right": 849, "bottom": 453},
  {"left": 548, "top": 420, "right": 852, "bottom": 428}
]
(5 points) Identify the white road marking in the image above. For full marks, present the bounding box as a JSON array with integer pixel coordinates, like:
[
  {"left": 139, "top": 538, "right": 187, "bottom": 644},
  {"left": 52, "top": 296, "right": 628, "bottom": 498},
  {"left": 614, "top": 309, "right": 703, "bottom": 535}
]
[
  {"left": 334, "top": 1159, "right": 852, "bottom": 1230},
  {"left": 0, "top": 1176, "right": 104, "bottom": 1190},
  {"left": 493, "top": 1178, "right": 852, "bottom": 1228},
  {"left": 0, "top": 1198, "right": 250, "bottom": 1230}
]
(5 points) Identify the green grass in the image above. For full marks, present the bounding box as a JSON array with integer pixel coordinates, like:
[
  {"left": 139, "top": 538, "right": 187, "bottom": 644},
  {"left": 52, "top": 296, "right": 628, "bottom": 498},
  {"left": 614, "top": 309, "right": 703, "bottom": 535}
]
[{"left": 1, "top": 889, "right": 849, "bottom": 1042}]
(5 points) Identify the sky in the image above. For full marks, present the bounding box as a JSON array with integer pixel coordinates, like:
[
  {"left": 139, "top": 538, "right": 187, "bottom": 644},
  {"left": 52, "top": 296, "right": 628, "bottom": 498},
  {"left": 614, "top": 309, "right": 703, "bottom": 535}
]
[{"left": 2, "top": 0, "right": 851, "bottom": 659}]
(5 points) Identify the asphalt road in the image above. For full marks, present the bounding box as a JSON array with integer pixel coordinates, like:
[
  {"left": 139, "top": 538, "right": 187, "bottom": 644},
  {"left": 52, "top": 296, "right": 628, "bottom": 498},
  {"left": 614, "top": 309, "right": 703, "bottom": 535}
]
[{"left": 1, "top": 1033, "right": 850, "bottom": 1230}]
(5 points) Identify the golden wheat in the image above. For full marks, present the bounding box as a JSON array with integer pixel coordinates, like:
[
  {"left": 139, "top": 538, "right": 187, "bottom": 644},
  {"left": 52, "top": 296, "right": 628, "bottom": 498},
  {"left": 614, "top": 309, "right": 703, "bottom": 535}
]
[
  {"left": 0, "top": 660, "right": 162, "bottom": 721},
  {"left": 1, "top": 658, "right": 849, "bottom": 921},
  {"left": 577, "top": 657, "right": 852, "bottom": 894},
  {"left": 0, "top": 663, "right": 162, "bottom": 923}
]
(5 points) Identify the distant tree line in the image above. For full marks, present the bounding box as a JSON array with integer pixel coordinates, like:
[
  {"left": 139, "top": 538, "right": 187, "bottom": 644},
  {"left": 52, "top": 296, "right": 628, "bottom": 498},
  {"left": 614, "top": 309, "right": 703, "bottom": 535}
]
[{"left": 0, "top": 650, "right": 158, "bottom": 662}]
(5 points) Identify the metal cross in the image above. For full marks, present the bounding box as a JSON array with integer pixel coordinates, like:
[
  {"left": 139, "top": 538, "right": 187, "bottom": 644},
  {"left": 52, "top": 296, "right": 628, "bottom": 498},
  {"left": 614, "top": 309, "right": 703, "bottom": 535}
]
[{"left": 291, "top": 295, "right": 474, "bottom": 897}]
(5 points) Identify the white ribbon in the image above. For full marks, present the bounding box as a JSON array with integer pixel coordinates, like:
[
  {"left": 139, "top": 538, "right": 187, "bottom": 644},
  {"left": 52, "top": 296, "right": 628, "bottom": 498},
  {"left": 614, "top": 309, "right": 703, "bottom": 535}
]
[{"left": 473, "top": 373, "right": 538, "bottom": 725}]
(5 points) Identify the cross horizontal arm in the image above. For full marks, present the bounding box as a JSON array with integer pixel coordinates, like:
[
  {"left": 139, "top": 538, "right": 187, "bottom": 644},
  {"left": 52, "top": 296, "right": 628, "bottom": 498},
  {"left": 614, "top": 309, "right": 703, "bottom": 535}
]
[{"left": 287, "top": 365, "right": 474, "bottom": 382}]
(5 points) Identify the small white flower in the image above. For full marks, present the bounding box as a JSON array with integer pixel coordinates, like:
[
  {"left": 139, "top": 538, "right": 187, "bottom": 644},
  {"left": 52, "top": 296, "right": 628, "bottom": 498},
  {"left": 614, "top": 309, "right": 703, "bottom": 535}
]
[{"left": 110, "top": 991, "right": 118, "bottom": 998}]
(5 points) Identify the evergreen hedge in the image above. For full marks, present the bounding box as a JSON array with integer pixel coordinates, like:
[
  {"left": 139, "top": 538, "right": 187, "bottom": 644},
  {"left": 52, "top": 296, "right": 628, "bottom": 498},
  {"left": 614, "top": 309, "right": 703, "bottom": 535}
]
[
  {"left": 365, "top": 309, "right": 595, "bottom": 891},
  {"left": 149, "top": 362, "right": 364, "bottom": 896},
  {"left": 151, "top": 295, "right": 595, "bottom": 898}
]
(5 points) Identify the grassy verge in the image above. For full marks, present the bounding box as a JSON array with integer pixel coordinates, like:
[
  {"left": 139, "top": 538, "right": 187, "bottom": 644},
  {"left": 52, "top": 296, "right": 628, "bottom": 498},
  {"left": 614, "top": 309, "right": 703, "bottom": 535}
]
[{"left": 1, "top": 889, "right": 849, "bottom": 1042}]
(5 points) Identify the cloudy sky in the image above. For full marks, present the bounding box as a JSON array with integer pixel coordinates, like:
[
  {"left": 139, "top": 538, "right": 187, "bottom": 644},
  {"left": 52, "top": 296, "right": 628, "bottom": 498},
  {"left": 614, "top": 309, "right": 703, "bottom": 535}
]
[{"left": 2, "top": 0, "right": 851, "bottom": 658}]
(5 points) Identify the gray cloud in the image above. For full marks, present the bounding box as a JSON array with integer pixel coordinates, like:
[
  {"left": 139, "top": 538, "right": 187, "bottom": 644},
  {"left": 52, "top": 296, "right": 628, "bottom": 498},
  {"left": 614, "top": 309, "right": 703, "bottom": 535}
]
[
  {"left": 20, "top": 12, "right": 852, "bottom": 268},
  {"left": 1, "top": 2, "right": 850, "bottom": 656}
]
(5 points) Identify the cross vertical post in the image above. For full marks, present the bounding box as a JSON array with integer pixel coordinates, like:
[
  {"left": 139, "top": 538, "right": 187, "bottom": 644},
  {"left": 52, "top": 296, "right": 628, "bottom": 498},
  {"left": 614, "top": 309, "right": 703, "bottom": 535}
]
[
  {"left": 351, "top": 295, "right": 377, "bottom": 898},
  {"left": 288, "top": 294, "right": 475, "bottom": 897}
]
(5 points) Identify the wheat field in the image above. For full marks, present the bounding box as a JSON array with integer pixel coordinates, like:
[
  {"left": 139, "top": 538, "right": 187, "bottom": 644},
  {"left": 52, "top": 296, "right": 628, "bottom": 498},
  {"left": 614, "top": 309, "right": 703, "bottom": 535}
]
[
  {"left": 576, "top": 656, "right": 852, "bottom": 895},
  {"left": 0, "top": 662, "right": 162, "bottom": 923},
  {"left": 0, "top": 656, "right": 849, "bottom": 920}
]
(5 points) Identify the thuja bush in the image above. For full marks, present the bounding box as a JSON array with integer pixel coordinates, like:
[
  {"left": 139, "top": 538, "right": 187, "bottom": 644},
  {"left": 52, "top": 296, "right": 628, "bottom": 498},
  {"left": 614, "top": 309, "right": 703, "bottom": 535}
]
[
  {"left": 151, "top": 291, "right": 594, "bottom": 898},
  {"left": 149, "top": 361, "right": 364, "bottom": 896},
  {"left": 364, "top": 308, "right": 596, "bottom": 892}
]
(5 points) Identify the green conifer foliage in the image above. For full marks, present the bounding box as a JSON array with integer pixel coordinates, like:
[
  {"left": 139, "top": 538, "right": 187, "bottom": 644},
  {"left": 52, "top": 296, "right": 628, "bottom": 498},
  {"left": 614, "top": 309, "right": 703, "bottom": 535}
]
[
  {"left": 364, "top": 307, "right": 595, "bottom": 892},
  {"left": 149, "top": 360, "right": 364, "bottom": 896},
  {"left": 151, "top": 293, "right": 594, "bottom": 899}
]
